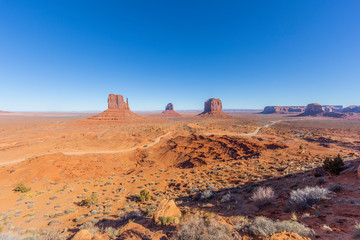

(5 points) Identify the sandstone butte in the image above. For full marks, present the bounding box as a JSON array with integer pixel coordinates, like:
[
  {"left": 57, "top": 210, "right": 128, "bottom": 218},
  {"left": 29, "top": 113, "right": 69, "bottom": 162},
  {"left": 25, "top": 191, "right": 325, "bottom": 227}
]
[
  {"left": 161, "top": 103, "right": 181, "bottom": 117},
  {"left": 303, "top": 103, "right": 325, "bottom": 116},
  {"left": 88, "top": 94, "right": 142, "bottom": 122},
  {"left": 198, "top": 98, "right": 231, "bottom": 118}
]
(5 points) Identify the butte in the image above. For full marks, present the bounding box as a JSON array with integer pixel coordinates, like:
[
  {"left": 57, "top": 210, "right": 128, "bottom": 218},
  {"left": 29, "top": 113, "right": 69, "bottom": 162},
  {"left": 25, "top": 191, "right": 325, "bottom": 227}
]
[
  {"left": 161, "top": 103, "right": 181, "bottom": 117},
  {"left": 197, "top": 98, "right": 231, "bottom": 118}
]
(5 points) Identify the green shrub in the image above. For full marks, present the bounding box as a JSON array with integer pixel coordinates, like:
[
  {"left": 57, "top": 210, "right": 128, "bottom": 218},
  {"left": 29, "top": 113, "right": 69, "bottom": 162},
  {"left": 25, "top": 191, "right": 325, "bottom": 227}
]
[
  {"left": 322, "top": 155, "right": 344, "bottom": 175},
  {"left": 78, "top": 192, "right": 98, "bottom": 207},
  {"left": 139, "top": 189, "right": 150, "bottom": 202},
  {"left": 13, "top": 183, "right": 31, "bottom": 193}
]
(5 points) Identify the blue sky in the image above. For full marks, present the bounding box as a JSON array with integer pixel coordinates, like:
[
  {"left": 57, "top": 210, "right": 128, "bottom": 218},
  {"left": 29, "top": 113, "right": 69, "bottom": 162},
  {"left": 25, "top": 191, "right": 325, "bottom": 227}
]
[{"left": 0, "top": 1, "right": 359, "bottom": 111}]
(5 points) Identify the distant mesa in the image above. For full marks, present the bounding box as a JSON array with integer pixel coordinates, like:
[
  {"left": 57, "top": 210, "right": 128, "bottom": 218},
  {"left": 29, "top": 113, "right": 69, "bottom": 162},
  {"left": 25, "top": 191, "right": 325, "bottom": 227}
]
[
  {"left": 161, "top": 103, "right": 181, "bottom": 117},
  {"left": 343, "top": 105, "right": 360, "bottom": 113},
  {"left": 88, "top": 94, "right": 142, "bottom": 121},
  {"left": 262, "top": 106, "right": 305, "bottom": 114},
  {"left": 198, "top": 98, "right": 231, "bottom": 118}
]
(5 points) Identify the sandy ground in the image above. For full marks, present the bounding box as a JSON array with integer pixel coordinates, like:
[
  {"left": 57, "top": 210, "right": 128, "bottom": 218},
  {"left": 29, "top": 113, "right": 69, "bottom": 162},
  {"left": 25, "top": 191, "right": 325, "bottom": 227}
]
[{"left": 0, "top": 112, "right": 359, "bottom": 239}]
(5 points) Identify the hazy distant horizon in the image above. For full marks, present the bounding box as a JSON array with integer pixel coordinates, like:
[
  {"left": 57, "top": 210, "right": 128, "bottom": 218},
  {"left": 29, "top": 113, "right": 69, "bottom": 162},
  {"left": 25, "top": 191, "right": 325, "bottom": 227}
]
[{"left": 1, "top": 1, "right": 359, "bottom": 111}]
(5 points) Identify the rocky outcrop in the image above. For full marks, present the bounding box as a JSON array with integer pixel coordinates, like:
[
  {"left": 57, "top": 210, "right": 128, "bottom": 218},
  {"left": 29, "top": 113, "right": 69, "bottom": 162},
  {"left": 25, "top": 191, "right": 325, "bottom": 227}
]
[
  {"left": 117, "top": 222, "right": 168, "bottom": 240},
  {"left": 161, "top": 103, "right": 181, "bottom": 117},
  {"left": 88, "top": 94, "right": 142, "bottom": 122},
  {"left": 71, "top": 229, "right": 91, "bottom": 240},
  {"left": 153, "top": 199, "right": 182, "bottom": 224},
  {"left": 303, "top": 103, "right": 324, "bottom": 116},
  {"left": 198, "top": 98, "right": 231, "bottom": 118},
  {"left": 262, "top": 106, "right": 305, "bottom": 114}
]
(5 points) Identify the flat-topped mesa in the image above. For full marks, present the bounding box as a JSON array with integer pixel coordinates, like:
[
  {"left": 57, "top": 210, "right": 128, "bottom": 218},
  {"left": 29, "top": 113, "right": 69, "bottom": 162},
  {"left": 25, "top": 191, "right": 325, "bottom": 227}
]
[
  {"left": 108, "top": 94, "right": 129, "bottom": 110},
  {"left": 303, "top": 103, "right": 324, "bottom": 116},
  {"left": 262, "top": 106, "right": 305, "bottom": 114},
  {"left": 88, "top": 93, "right": 142, "bottom": 122},
  {"left": 198, "top": 98, "right": 231, "bottom": 118},
  {"left": 161, "top": 103, "right": 181, "bottom": 117}
]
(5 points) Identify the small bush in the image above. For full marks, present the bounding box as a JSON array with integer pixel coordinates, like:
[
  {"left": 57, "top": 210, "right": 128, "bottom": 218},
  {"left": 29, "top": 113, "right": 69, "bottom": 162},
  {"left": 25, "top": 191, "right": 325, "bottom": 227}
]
[
  {"left": 251, "top": 186, "right": 275, "bottom": 208},
  {"left": 0, "top": 232, "right": 20, "bottom": 240},
  {"left": 200, "top": 190, "right": 214, "bottom": 200},
  {"left": 289, "top": 186, "right": 329, "bottom": 210},
  {"left": 13, "top": 183, "right": 31, "bottom": 193},
  {"left": 173, "top": 213, "right": 236, "bottom": 240},
  {"left": 78, "top": 192, "right": 98, "bottom": 207},
  {"left": 322, "top": 155, "right": 344, "bottom": 175},
  {"left": 139, "top": 189, "right": 150, "bottom": 202},
  {"left": 248, "top": 216, "right": 314, "bottom": 238},
  {"left": 228, "top": 216, "right": 250, "bottom": 231},
  {"left": 354, "top": 221, "right": 360, "bottom": 239}
]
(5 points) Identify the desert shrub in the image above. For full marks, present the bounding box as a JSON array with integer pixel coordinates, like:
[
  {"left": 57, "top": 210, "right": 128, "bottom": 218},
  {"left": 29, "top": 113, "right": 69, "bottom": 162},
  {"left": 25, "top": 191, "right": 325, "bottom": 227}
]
[
  {"left": 248, "top": 216, "right": 313, "bottom": 238},
  {"left": 159, "top": 216, "right": 173, "bottom": 225},
  {"left": 322, "top": 155, "right": 344, "bottom": 175},
  {"left": 13, "top": 183, "right": 31, "bottom": 193},
  {"left": 228, "top": 216, "right": 250, "bottom": 231},
  {"left": 328, "top": 183, "right": 343, "bottom": 193},
  {"left": 139, "top": 189, "right": 150, "bottom": 202},
  {"left": 354, "top": 221, "right": 360, "bottom": 239},
  {"left": 0, "top": 233, "right": 20, "bottom": 240},
  {"left": 78, "top": 192, "right": 98, "bottom": 207},
  {"left": 288, "top": 186, "right": 329, "bottom": 210},
  {"left": 173, "top": 213, "right": 235, "bottom": 240},
  {"left": 251, "top": 186, "right": 275, "bottom": 208},
  {"left": 104, "top": 227, "right": 119, "bottom": 239},
  {"left": 200, "top": 190, "right": 214, "bottom": 200},
  {"left": 119, "top": 210, "right": 142, "bottom": 222}
]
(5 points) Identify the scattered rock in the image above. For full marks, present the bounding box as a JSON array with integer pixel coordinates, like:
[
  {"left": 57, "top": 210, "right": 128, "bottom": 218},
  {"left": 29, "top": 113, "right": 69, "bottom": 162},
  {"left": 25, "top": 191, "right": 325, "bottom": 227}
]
[{"left": 117, "top": 222, "right": 168, "bottom": 240}]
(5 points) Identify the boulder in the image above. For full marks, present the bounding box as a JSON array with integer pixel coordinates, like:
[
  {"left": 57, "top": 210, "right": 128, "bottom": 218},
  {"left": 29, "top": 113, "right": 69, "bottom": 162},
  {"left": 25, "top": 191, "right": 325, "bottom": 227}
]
[
  {"left": 198, "top": 98, "right": 231, "bottom": 118},
  {"left": 117, "top": 222, "right": 167, "bottom": 240},
  {"left": 303, "top": 103, "right": 324, "bottom": 116},
  {"left": 153, "top": 199, "right": 182, "bottom": 224},
  {"left": 72, "top": 229, "right": 92, "bottom": 240}
]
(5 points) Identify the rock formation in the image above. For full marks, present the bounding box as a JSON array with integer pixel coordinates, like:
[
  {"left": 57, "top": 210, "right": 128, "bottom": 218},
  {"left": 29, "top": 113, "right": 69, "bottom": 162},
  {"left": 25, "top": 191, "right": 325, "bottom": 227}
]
[
  {"left": 303, "top": 103, "right": 324, "bottom": 116},
  {"left": 343, "top": 105, "right": 360, "bottom": 113},
  {"left": 198, "top": 98, "right": 231, "bottom": 118},
  {"left": 117, "top": 222, "right": 168, "bottom": 240},
  {"left": 88, "top": 94, "right": 142, "bottom": 122},
  {"left": 262, "top": 106, "right": 305, "bottom": 114},
  {"left": 153, "top": 199, "right": 182, "bottom": 224},
  {"left": 161, "top": 103, "right": 181, "bottom": 117}
]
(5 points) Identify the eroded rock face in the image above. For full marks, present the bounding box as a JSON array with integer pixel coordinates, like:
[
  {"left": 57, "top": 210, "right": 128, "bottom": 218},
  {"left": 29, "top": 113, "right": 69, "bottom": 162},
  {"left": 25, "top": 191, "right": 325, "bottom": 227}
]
[
  {"left": 72, "top": 229, "right": 91, "bottom": 240},
  {"left": 198, "top": 98, "right": 230, "bottom": 118},
  {"left": 343, "top": 105, "right": 360, "bottom": 113},
  {"left": 304, "top": 103, "right": 324, "bottom": 116},
  {"left": 108, "top": 94, "right": 129, "bottom": 110},
  {"left": 165, "top": 103, "right": 174, "bottom": 111},
  {"left": 204, "top": 98, "right": 222, "bottom": 113}
]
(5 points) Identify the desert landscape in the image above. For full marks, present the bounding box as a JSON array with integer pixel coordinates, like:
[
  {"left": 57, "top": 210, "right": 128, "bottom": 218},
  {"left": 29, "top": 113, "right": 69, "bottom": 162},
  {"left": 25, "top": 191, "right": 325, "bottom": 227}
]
[{"left": 0, "top": 94, "right": 359, "bottom": 239}]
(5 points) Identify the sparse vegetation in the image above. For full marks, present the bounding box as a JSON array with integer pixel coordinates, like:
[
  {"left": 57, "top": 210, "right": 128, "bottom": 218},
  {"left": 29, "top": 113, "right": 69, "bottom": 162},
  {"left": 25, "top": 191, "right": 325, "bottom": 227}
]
[
  {"left": 139, "top": 189, "right": 151, "bottom": 202},
  {"left": 251, "top": 186, "right": 275, "bottom": 208},
  {"left": 322, "top": 154, "right": 344, "bottom": 175},
  {"left": 173, "top": 213, "right": 236, "bottom": 240},
  {"left": 13, "top": 183, "right": 31, "bottom": 193},
  {"left": 289, "top": 186, "right": 329, "bottom": 210},
  {"left": 78, "top": 192, "right": 98, "bottom": 207},
  {"left": 248, "top": 216, "right": 314, "bottom": 238}
]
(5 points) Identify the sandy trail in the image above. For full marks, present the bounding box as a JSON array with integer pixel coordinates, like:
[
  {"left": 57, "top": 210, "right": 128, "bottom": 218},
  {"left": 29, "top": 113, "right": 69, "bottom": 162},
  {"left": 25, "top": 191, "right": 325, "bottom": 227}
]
[
  {"left": 0, "top": 131, "right": 172, "bottom": 166},
  {"left": 203, "top": 120, "right": 281, "bottom": 137}
]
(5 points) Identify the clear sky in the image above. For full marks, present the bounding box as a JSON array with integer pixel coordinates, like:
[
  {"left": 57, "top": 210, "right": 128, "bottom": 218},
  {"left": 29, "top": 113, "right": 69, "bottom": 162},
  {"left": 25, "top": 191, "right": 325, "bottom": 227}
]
[{"left": 0, "top": 1, "right": 359, "bottom": 111}]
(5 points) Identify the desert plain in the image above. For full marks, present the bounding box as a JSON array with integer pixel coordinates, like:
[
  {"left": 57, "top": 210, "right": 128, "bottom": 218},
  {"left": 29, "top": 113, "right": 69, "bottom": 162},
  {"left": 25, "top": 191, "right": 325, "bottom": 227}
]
[{"left": 0, "top": 109, "right": 359, "bottom": 239}]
